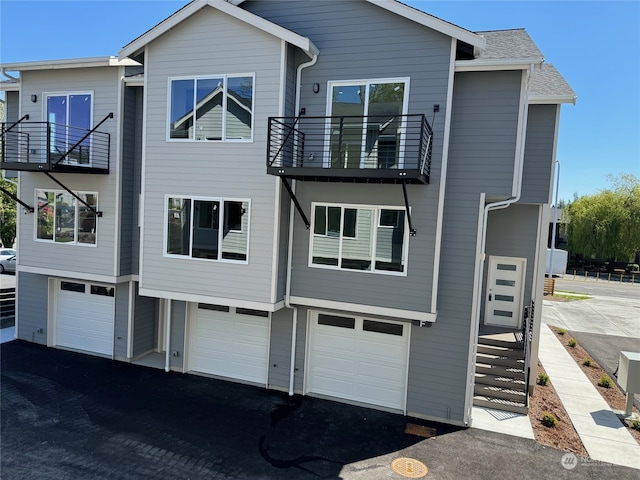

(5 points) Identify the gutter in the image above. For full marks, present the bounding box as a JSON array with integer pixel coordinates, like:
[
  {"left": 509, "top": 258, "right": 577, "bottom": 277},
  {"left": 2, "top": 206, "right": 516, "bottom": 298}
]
[{"left": 287, "top": 52, "right": 318, "bottom": 396}]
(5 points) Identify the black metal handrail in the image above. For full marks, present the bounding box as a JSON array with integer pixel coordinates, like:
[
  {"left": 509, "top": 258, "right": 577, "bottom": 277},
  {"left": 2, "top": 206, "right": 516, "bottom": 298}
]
[
  {"left": 268, "top": 114, "right": 432, "bottom": 179},
  {"left": 1, "top": 120, "right": 111, "bottom": 172}
]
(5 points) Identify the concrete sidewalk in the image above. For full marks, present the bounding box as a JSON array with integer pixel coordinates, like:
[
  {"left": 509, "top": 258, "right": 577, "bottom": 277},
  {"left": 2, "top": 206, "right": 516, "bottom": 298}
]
[{"left": 538, "top": 324, "right": 640, "bottom": 470}]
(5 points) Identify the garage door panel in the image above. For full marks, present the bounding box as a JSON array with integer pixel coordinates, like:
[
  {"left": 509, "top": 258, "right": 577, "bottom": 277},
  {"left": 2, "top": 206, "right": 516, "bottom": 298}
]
[
  {"left": 189, "top": 308, "right": 269, "bottom": 384},
  {"left": 55, "top": 282, "right": 115, "bottom": 356},
  {"left": 308, "top": 314, "right": 409, "bottom": 411}
]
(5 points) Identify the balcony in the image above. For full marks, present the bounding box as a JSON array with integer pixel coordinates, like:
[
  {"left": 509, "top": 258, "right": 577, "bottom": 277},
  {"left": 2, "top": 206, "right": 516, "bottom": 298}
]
[
  {"left": 267, "top": 114, "right": 433, "bottom": 184},
  {"left": 1, "top": 116, "right": 111, "bottom": 174}
]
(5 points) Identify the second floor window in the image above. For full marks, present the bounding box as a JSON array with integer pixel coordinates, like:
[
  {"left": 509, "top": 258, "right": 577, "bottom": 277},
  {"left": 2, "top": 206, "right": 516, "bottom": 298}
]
[
  {"left": 36, "top": 189, "right": 98, "bottom": 245},
  {"left": 310, "top": 203, "right": 408, "bottom": 275},
  {"left": 165, "top": 196, "right": 250, "bottom": 263},
  {"left": 168, "top": 74, "right": 254, "bottom": 142}
]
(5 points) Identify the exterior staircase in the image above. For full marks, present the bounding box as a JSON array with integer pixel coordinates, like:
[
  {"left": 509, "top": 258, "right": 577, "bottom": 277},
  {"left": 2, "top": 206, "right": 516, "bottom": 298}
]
[{"left": 473, "top": 336, "right": 528, "bottom": 414}]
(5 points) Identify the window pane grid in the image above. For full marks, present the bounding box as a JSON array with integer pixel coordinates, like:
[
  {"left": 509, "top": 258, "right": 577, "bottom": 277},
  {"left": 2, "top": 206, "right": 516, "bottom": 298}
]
[{"left": 36, "top": 189, "right": 97, "bottom": 246}]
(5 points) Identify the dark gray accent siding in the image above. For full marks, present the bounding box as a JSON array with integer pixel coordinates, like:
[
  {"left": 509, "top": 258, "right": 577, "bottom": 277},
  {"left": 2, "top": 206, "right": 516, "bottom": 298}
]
[
  {"left": 268, "top": 307, "right": 293, "bottom": 389},
  {"left": 448, "top": 70, "right": 522, "bottom": 200},
  {"left": 294, "top": 307, "right": 309, "bottom": 392},
  {"left": 170, "top": 300, "right": 186, "bottom": 369},
  {"left": 119, "top": 87, "right": 143, "bottom": 275},
  {"left": 5, "top": 91, "right": 19, "bottom": 121},
  {"left": 15, "top": 272, "right": 48, "bottom": 344},
  {"left": 483, "top": 204, "right": 539, "bottom": 321},
  {"left": 519, "top": 105, "right": 558, "bottom": 204},
  {"left": 406, "top": 190, "right": 482, "bottom": 422},
  {"left": 290, "top": 183, "right": 437, "bottom": 313},
  {"left": 133, "top": 285, "right": 158, "bottom": 357},
  {"left": 114, "top": 282, "right": 130, "bottom": 359}
]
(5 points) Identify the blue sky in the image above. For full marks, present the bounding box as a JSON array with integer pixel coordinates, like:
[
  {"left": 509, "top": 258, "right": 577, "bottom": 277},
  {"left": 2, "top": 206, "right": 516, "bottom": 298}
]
[{"left": 1, "top": 0, "right": 638, "bottom": 202}]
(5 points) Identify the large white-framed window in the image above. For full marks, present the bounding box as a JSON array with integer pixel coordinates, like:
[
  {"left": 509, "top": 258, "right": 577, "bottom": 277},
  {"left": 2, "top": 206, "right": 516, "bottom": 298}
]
[
  {"left": 45, "top": 91, "right": 94, "bottom": 165},
  {"left": 164, "top": 195, "right": 250, "bottom": 263},
  {"left": 167, "top": 74, "right": 255, "bottom": 142},
  {"left": 309, "top": 202, "right": 409, "bottom": 275},
  {"left": 325, "top": 78, "right": 410, "bottom": 169},
  {"left": 35, "top": 189, "right": 98, "bottom": 246}
]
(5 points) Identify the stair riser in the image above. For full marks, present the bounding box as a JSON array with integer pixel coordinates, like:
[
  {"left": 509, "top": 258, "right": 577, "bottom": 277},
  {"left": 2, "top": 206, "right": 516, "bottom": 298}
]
[
  {"left": 476, "top": 345, "right": 524, "bottom": 358},
  {"left": 474, "top": 386, "right": 527, "bottom": 403},
  {"left": 475, "top": 365, "right": 525, "bottom": 379},
  {"left": 473, "top": 398, "right": 528, "bottom": 415}
]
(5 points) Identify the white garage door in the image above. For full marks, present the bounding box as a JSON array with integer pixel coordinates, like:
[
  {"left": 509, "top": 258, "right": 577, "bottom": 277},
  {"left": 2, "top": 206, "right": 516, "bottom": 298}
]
[
  {"left": 307, "top": 312, "right": 409, "bottom": 411},
  {"left": 188, "top": 304, "right": 270, "bottom": 384},
  {"left": 55, "top": 281, "right": 115, "bottom": 356}
]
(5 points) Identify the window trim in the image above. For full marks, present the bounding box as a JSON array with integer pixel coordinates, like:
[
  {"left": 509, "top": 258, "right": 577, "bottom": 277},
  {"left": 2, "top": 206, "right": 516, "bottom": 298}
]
[
  {"left": 324, "top": 77, "right": 411, "bottom": 169},
  {"left": 308, "top": 202, "right": 409, "bottom": 276},
  {"left": 163, "top": 194, "right": 250, "bottom": 264},
  {"left": 166, "top": 73, "right": 255, "bottom": 143},
  {"left": 34, "top": 189, "right": 99, "bottom": 247}
]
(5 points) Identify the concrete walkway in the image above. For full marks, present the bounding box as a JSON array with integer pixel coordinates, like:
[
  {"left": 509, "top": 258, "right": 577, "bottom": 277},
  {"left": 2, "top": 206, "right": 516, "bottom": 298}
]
[{"left": 538, "top": 323, "right": 640, "bottom": 470}]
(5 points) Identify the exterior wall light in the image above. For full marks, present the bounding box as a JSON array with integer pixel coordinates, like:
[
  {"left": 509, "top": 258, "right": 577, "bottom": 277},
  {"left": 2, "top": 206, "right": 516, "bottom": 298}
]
[
  {"left": 30, "top": 94, "right": 37, "bottom": 103},
  {"left": 313, "top": 83, "right": 320, "bottom": 94}
]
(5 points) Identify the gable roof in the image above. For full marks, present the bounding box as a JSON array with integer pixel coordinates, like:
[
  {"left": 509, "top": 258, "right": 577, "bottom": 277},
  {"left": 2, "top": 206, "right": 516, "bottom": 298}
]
[
  {"left": 119, "top": 0, "right": 319, "bottom": 60},
  {"left": 529, "top": 64, "right": 577, "bottom": 105}
]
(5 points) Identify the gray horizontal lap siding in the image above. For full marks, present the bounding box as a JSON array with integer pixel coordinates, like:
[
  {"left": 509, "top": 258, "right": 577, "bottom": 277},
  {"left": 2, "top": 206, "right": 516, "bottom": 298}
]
[
  {"left": 170, "top": 300, "right": 186, "bottom": 370},
  {"left": 484, "top": 204, "right": 540, "bottom": 320},
  {"left": 448, "top": 71, "right": 522, "bottom": 200},
  {"left": 133, "top": 283, "right": 158, "bottom": 357},
  {"left": 15, "top": 272, "right": 48, "bottom": 344},
  {"left": 139, "top": 7, "right": 282, "bottom": 303},
  {"left": 406, "top": 70, "right": 524, "bottom": 421},
  {"left": 245, "top": 0, "right": 450, "bottom": 185},
  {"left": 268, "top": 307, "right": 293, "bottom": 389},
  {"left": 16, "top": 68, "right": 121, "bottom": 276},
  {"left": 290, "top": 183, "right": 438, "bottom": 313},
  {"left": 245, "top": 0, "right": 451, "bottom": 313},
  {"left": 519, "top": 104, "right": 558, "bottom": 204},
  {"left": 114, "top": 282, "right": 130, "bottom": 359},
  {"left": 119, "top": 87, "right": 140, "bottom": 276}
]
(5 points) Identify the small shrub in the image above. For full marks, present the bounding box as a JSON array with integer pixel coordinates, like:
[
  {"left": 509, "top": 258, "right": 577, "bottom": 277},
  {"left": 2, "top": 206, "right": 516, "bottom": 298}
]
[
  {"left": 556, "top": 328, "right": 567, "bottom": 335},
  {"left": 537, "top": 373, "right": 550, "bottom": 386},
  {"left": 542, "top": 412, "right": 558, "bottom": 428},
  {"left": 631, "top": 419, "right": 640, "bottom": 431},
  {"left": 598, "top": 375, "right": 612, "bottom": 388},
  {"left": 582, "top": 358, "right": 592, "bottom": 367},
  {"left": 567, "top": 338, "right": 577, "bottom": 348}
]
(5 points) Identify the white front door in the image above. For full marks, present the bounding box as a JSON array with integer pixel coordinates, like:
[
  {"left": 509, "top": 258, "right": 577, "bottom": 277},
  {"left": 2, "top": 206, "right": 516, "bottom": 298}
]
[
  {"left": 484, "top": 256, "right": 527, "bottom": 328},
  {"left": 306, "top": 312, "right": 409, "bottom": 411}
]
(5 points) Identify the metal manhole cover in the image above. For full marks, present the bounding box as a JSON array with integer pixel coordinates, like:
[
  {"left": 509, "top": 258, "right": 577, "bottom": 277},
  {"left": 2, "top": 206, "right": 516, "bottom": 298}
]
[{"left": 391, "top": 457, "right": 428, "bottom": 478}]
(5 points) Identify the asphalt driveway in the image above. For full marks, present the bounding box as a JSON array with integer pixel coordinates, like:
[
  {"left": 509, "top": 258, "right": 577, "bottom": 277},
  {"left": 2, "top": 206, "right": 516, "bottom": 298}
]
[{"left": 2, "top": 340, "right": 638, "bottom": 479}]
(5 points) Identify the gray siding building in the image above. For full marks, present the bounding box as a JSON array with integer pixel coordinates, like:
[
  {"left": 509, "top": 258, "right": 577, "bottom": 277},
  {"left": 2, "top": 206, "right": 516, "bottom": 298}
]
[{"left": 1, "top": 0, "right": 575, "bottom": 427}]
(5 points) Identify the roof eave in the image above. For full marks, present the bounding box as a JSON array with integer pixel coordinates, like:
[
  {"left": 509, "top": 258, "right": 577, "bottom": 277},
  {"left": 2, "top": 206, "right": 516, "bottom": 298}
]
[
  {"left": 367, "top": 0, "right": 485, "bottom": 49},
  {"left": 1, "top": 56, "right": 140, "bottom": 72},
  {"left": 530, "top": 95, "right": 577, "bottom": 106},
  {"left": 455, "top": 56, "right": 544, "bottom": 72}
]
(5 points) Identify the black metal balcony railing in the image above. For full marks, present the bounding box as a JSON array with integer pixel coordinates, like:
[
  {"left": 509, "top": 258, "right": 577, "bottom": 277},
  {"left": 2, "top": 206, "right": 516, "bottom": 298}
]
[
  {"left": 267, "top": 114, "right": 433, "bottom": 184},
  {"left": 1, "top": 118, "right": 111, "bottom": 174}
]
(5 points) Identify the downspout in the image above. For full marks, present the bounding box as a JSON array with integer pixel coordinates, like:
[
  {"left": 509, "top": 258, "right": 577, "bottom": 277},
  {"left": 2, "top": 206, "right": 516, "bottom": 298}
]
[
  {"left": 164, "top": 299, "right": 172, "bottom": 372},
  {"left": 287, "top": 52, "right": 318, "bottom": 396},
  {"left": 466, "top": 65, "right": 532, "bottom": 423}
]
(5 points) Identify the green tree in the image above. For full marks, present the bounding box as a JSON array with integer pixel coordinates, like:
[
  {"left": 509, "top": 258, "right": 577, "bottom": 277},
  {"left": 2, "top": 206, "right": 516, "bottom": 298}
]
[
  {"left": 566, "top": 174, "right": 640, "bottom": 267},
  {"left": 0, "top": 179, "right": 17, "bottom": 248}
]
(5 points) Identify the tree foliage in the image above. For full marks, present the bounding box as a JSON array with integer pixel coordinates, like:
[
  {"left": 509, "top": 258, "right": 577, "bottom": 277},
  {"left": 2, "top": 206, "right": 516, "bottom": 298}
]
[
  {"left": 565, "top": 174, "right": 640, "bottom": 262},
  {"left": 0, "top": 179, "right": 17, "bottom": 248}
]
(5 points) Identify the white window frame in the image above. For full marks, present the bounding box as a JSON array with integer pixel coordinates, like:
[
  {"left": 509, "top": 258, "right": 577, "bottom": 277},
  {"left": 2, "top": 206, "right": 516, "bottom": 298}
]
[
  {"left": 163, "top": 194, "right": 251, "bottom": 264},
  {"left": 34, "top": 189, "right": 99, "bottom": 247},
  {"left": 308, "top": 202, "right": 409, "bottom": 276},
  {"left": 324, "top": 77, "right": 410, "bottom": 168},
  {"left": 166, "top": 73, "right": 255, "bottom": 143}
]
